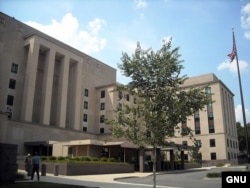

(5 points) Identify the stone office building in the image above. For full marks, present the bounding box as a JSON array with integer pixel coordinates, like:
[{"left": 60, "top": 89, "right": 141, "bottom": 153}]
[{"left": 0, "top": 12, "right": 239, "bottom": 166}]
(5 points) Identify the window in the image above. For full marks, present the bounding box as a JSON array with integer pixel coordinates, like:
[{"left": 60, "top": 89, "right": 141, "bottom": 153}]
[
  {"left": 7, "top": 95, "right": 14, "bottom": 106},
  {"left": 11, "top": 63, "right": 18, "bottom": 73},
  {"left": 84, "top": 89, "right": 89, "bottom": 97},
  {"left": 210, "top": 152, "right": 216, "bottom": 160},
  {"left": 125, "top": 94, "right": 130, "bottom": 101},
  {"left": 101, "top": 90, "right": 105, "bottom": 98},
  {"left": 194, "top": 111, "right": 201, "bottom": 135},
  {"left": 182, "top": 141, "right": 188, "bottom": 146},
  {"left": 205, "top": 87, "right": 211, "bottom": 94},
  {"left": 83, "top": 127, "right": 87, "bottom": 132},
  {"left": 100, "top": 103, "right": 105, "bottom": 110},
  {"left": 9, "top": 79, "right": 16, "bottom": 89},
  {"left": 181, "top": 119, "right": 188, "bottom": 136},
  {"left": 118, "top": 103, "right": 122, "bottom": 111},
  {"left": 100, "top": 128, "right": 104, "bottom": 134},
  {"left": 118, "top": 91, "right": 123, "bottom": 100},
  {"left": 210, "top": 139, "right": 216, "bottom": 147},
  {"left": 195, "top": 140, "right": 202, "bottom": 147},
  {"left": 84, "top": 101, "right": 88, "bottom": 109},
  {"left": 83, "top": 114, "right": 87, "bottom": 122},
  {"left": 100, "top": 115, "right": 105, "bottom": 123}
]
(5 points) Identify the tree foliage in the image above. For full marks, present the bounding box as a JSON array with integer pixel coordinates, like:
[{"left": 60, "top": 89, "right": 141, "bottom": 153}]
[
  {"left": 107, "top": 40, "right": 210, "bottom": 188},
  {"left": 237, "top": 122, "right": 250, "bottom": 154},
  {"left": 108, "top": 40, "right": 210, "bottom": 148}
]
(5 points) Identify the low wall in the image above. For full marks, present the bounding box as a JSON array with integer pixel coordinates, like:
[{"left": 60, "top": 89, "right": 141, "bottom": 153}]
[
  {"left": 0, "top": 143, "right": 18, "bottom": 185},
  {"left": 18, "top": 162, "right": 134, "bottom": 175}
]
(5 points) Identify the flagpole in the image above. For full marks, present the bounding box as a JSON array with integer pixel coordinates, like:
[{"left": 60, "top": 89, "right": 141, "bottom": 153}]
[{"left": 232, "top": 28, "right": 250, "bottom": 163}]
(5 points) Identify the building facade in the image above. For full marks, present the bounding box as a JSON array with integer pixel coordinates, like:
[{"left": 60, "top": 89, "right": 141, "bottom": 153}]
[
  {"left": 0, "top": 12, "right": 238, "bottom": 165},
  {"left": 168, "top": 74, "right": 239, "bottom": 164}
]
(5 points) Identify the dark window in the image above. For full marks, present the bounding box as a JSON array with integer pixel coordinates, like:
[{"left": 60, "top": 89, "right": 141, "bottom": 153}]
[
  {"left": 84, "top": 89, "right": 89, "bottom": 97},
  {"left": 182, "top": 141, "right": 188, "bottom": 146},
  {"left": 118, "top": 91, "right": 123, "bottom": 100},
  {"left": 7, "top": 95, "right": 14, "bottom": 106},
  {"left": 100, "top": 103, "right": 105, "bottom": 110},
  {"left": 125, "top": 94, "right": 130, "bottom": 101},
  {"left": 100, "top": 115, "right": 105, "bottom": 123},
  {"left": 228, "top": 152, "right": 230, "bottom": 160},
  {"left": 118, "top": 103, "right": 122, "bottom": 111},
  {"left": 101, "top": 90, "right": 105, "bottom": 98},
  {"left": 210, "top": 152, "right": 216, "bottom": 160},
  {"left": 194, "top": 111, "right": 201, "bottom": 134},
  {"left": 11, "top": 63, "right": 18, "bottom": 73},
  {"left": 83, "top": 127, "right": 87, "bottom": 132},
  {"left": 84, "top": 101, "right": 88, "bottom": 109},
  {"left": 83, "top": 114, "right": 87, "bottom": 122},
  {"left": 210, "top": 139, "right": 216, "bottom": 147},
  {"left": 100, "top": 128, "right": 104, "bottom": 134},
  {"left": 9, "top": 79, "right": 16, "bottom": 89},
  {"left": 181, "top": 119, "right": 188, "bottom": 136}
]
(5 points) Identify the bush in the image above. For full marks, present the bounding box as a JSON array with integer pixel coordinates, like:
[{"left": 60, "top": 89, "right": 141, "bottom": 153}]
[
  {"left": 92, "top": 157, "right": 99, "bottom": 161},
  {"left": 49, "top": 156, "right": 57, "bottom": 161},
  {"left": 100, "top": 157, "right": 108, "bottom": 162},
  {"left": 206, "top": 172, "right": 221, "bottom": 178},
  {"left": 216, "top": 163, "right": 225, "bottom": 167},
  {"left": 41, "top": 156, "right": 48, "bottom": 161},
  {"left": 108, "top": 158, "right": 115, "bottom": 162},
  {"left": 81, "top": 156, "right": 91, "bottom": 161},
  {"left": 57, "top": 156, "right": 65, "bottom": 161},
  {"left": 16, "top": 172, "right": 25, "bottom": 180}
]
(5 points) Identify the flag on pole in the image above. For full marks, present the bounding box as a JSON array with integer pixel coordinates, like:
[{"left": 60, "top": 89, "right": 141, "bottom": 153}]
[{"left": 228, "top": 31, "right": 236, "bottom": 62}]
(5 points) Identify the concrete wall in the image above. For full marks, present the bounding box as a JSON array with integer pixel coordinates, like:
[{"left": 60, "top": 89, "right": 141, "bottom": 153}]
[
  {"left": 18, "top": 162, "right": 134, "bottom": 175},
  {"left": 0, "top": 113, "right": 97, "bottom": 155},
  {"left": 0, "top": 143, "right": 18, "bottom": 184}
]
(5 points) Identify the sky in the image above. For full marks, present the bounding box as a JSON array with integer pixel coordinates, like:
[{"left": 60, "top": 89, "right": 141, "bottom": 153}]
[{"left": 1, "top": 0, "right": 250, "bottom": 124}]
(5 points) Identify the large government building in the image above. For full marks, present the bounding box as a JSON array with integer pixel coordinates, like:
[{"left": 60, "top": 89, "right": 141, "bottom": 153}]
[{"left": 0, "top": 12, "right": 239, "bottom": 168}]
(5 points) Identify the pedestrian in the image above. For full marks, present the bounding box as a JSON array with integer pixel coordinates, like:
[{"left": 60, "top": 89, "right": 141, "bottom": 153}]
[
  {"left": 31, "top": 152, "right": 40, "bottom": 181},
  {"left": 24, "top": 153, "right": 31, "bottom": 174}
]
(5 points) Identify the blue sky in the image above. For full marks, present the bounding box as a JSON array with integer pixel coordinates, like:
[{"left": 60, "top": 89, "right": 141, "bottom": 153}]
[{"left": 1, "top": 0, "right": 250, "bottom": 124}]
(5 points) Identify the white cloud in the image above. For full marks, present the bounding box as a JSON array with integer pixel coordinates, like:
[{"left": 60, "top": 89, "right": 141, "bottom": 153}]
[
  {"left": 135, "top": 0, "right": 147, "bottom": 9},
  {"left": 25, "top": 13, "right": 106, "bottom": 54},
  {"left": 217, "top": 60, "right": 249, "bottom": 73},
  {"left": 241, "top": 3, "right": 250, "bottom": 39},
  {"left": 235, "top": 104, "right": 250, "bottom": 124}
]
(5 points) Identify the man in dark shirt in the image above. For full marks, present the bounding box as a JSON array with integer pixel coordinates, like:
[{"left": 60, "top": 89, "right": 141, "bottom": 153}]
[{"left": 31, "top": 152, "right": 40, "bottom": 181}]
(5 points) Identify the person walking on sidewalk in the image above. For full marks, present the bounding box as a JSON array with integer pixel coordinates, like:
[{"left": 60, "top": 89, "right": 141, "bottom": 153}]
[{"left": 31, "top": 152, "right": 40, "bottom": 181}]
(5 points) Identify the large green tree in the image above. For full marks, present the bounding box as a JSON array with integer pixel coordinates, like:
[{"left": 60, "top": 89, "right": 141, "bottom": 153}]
[
  {"left": 237, "top": 122, "right": 250, "bottom": 154},
  {"left": 107, "top": 40, "right": 210, "bottom": 188}
]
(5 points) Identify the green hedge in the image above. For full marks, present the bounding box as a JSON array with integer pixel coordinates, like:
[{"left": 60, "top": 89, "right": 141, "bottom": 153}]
[{"left": 40, "top": 156, "right": 125, "bottom": 164}]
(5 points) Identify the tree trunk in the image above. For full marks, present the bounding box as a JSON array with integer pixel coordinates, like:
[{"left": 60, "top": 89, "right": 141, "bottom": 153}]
[{"left": 152, "top": 145, "right": 156, "bottom": 188}]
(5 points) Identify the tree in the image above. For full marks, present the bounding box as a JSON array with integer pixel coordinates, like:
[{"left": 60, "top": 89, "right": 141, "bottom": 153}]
[
  {"left": 237, "top": 122, "right": 250, "bottom": 154},
  {"left": 107, "top": 39, "right": 210, "bottom": 188}
]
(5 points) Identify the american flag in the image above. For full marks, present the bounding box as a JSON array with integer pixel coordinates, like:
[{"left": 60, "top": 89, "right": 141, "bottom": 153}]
[{"left": 228, "top": 34, "right": 236, "bottom": 62}]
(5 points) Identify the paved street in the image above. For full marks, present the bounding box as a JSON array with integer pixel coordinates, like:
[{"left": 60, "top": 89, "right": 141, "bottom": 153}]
[{"left": 20, "top": 166, "right": 247, "bottom": 188}]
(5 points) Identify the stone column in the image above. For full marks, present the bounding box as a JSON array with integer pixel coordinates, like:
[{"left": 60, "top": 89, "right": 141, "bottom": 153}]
[
  {"left": 139, "top": 147, "right": 145, "bottom": 172},
  {"left": 56, "top": 55, "right": 69, "bottom": 128},
  {"left": 181, "top": 150, "right": 185, "bottom": 170},
  {"left": 41, "top": 48, "right": 55, "bottom": 125},
  {"left": 71, "top": 58, "right": 83, "bottom": 130},
  {"left": 22, "top": 37, "right": 40, "bottom": 122},
  {"left": 170, "top": 149, "right": 174, "bottom": 170}
]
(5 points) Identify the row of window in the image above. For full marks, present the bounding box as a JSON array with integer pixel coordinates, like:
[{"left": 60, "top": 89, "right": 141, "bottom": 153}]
[
  {"left": 184, "top": 138, "right": 238, "bottom": 150},
  {"left": 82, "top": 127, "right": 104, "bottom": 134},
  {"left": 6, "top": 63, "right": 18, "bottom": 107}
]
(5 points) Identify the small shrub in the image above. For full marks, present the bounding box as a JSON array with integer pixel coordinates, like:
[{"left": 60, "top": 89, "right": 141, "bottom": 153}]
[
  {"left": 92, "top": 157, "right": 99, "bottom": 161},
  {"left": 49, "top": 156, "right": 57, "bottom": 161},
  {"left": 100, "top": 157, "right": 108, "bottom": 162},
  {"left": 41, "top": 156, "right": 48, "bottom": 161},
  {"left": 16, "top": 172, "right": 25, "bottom": 180},
  {"left": 81, "top": 156, "right": 91, "bottom": 161},
  {"left": 206, "top": 172, "right": 221, "bottom": 178},
  {"left": 216, "top": 163, "right": 225, "bottom": 167},
  {"left": 108, "top": 158, "right": 115, "bottom": 162},
  {"left": 57, "top": 156, "right": 65, "bottom": 161}
]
